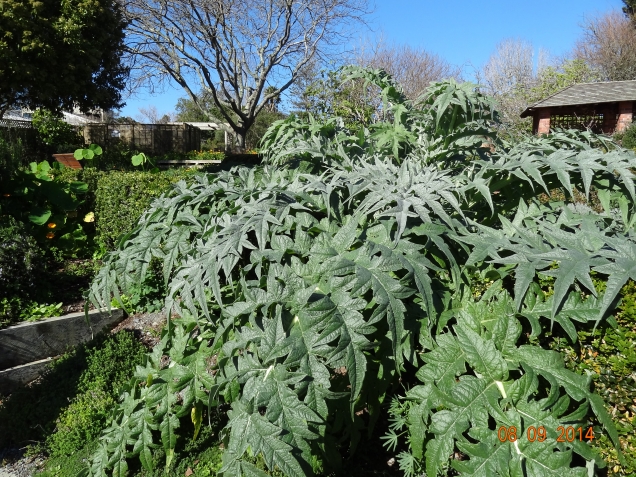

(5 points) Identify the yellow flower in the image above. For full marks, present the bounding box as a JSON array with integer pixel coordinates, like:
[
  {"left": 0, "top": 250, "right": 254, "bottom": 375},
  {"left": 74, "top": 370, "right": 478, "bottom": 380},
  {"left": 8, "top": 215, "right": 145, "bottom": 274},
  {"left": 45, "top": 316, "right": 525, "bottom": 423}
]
[
  {"left": 46, "top": 232, "right": 55, "bottom": 239},
  {"left": 47, "top": 222, "right": 57, "bottom": 229},
  {"left": 83, "top": 212, "right": 95, "bottom": 223}
]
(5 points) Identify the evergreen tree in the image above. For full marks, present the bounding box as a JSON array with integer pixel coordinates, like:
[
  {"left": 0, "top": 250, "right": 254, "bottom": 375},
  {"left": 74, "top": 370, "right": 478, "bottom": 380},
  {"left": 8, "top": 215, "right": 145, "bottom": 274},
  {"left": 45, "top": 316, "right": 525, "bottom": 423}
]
[{"left": 0, "top": 0, "right": 129, "bottom": 116}]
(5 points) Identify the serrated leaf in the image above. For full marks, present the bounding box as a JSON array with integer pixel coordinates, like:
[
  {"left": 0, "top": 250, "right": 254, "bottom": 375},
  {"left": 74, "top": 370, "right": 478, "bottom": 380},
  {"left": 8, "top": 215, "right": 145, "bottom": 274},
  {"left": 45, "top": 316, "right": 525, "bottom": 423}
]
[
  {"left": 159, "top": 412, "right": 179, "bottom": 469},
  {"left": 455, "top": 323, "right": 508, "bottom": 383}
]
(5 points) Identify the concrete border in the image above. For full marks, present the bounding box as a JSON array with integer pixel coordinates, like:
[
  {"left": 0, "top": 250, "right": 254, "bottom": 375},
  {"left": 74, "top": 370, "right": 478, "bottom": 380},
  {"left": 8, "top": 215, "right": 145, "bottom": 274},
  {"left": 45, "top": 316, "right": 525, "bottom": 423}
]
[
  {"left": 0, "top": 308, "right": 124, "bottom": 370},
  {"left": 0, "top": 357, "right": 53, "bottom": 396}
]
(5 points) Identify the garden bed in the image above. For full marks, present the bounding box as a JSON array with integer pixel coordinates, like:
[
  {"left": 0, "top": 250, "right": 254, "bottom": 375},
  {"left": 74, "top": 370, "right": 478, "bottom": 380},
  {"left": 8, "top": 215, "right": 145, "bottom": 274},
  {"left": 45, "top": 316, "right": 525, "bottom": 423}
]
[{"left": 0, "top": 258, "right": 100, "bottom": 331}]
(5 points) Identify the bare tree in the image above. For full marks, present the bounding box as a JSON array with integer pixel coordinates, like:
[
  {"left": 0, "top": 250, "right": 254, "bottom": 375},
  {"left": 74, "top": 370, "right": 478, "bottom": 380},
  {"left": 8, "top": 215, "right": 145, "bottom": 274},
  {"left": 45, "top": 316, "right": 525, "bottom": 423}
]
[
  {"left": 136, "top": 105, "right": 176, "bottom": 124},
  {"left": 356, "top": 40, "right": 461, "bottom": 101},
  {"left": 476, "top": 38, "right": 549, "bottom": 138},
  {"left": 120, "top": 0, "right": 369, "bottom": 149},
  {"left": 479, "top": 38, "right": 547, "bottom": 97},
  {"left": 574, "top": 10, "right": 636, "bottom": 81}
]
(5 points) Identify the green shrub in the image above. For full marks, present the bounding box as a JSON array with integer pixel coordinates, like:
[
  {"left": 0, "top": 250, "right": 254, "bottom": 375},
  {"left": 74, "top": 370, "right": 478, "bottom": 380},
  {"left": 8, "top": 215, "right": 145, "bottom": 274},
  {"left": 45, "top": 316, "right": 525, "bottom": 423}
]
[
  {"left": 78, "top": 328, "right": 147, "bottom": 394},
  {"left": 0, "top": 330, "right": 146, "bottom": 452},
  {"left": 47, "top": 389, "right": 116, "bottom": 457},
  {"left": 87, "top": 68, "right": 635, "bottom": 477},
  {"left": 186, "top": 149, "right": 226, "bottom": 161},
  {"left": 151, "top": 150, "right": 226, "bottom": 163},
  {"left": 0, "top": 216, "right": 46, "bottom": 307},
  {"left": 34, "top": 443, "right": 98, "bottom": 477},
  {"left": 94, "top": 169, "right": 197, "bottom": 249},
  {"left": 32, "top": 110, "right": 84, "bottom": 153},
  {"left": 621, "top": 121, "right": 636, "bottom": 149}
]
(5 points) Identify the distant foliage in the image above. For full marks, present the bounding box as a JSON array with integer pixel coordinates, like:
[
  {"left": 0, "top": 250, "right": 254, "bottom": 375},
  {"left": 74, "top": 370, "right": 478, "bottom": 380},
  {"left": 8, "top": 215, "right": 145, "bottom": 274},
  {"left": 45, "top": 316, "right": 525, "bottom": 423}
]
[
  {"left": 0, "top": 131, "right": 25, "bottom": 174},
  {"left": 0, "top": 0, "right": 128, "bottom": 115},
  {"left": 32, "top": 110, "right": 84, "bottom": 153},
  {"left": 86, "top": 68, "right": 633, "bottom": 477},
  {"left": 621, "top": 121, "right": 636, "bottom": 149}
]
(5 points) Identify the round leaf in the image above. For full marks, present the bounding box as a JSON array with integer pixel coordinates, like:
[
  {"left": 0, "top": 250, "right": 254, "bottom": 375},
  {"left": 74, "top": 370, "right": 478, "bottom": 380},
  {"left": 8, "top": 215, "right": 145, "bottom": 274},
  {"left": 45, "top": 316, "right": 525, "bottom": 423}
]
[
  {"left": 29, "top": 208, "right": 52, "bottom": 225},
  {"left": 70, "top": 181, "right": 89, "bottom": 193}
]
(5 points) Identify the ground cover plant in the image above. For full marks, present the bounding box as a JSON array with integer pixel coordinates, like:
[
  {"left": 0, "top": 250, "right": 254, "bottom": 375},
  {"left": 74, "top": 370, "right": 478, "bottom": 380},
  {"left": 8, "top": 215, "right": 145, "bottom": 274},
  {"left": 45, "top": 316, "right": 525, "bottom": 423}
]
[
  {"left": 86, "top": 67, "right": 635, "bottom": 476},
  {"left": 0, "top": 331, "right": 146, "bottom": 466}
]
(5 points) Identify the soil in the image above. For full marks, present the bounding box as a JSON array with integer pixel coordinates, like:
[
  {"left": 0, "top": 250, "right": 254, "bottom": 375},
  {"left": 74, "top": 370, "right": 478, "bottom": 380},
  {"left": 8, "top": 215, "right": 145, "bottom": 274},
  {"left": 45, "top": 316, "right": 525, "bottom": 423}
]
[{"left": 109, "top": 309, "right": 168, "bottom": 349}]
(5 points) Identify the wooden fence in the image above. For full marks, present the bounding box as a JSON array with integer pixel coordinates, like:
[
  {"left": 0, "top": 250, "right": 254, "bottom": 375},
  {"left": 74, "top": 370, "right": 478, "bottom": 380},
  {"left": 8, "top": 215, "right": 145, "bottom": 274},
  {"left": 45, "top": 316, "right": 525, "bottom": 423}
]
[
  {"left": 0, "top": 121, "right": 203, "bottom": 167},
  {"left": 83, "top": 123, "right": 201, "bottom": 155}
]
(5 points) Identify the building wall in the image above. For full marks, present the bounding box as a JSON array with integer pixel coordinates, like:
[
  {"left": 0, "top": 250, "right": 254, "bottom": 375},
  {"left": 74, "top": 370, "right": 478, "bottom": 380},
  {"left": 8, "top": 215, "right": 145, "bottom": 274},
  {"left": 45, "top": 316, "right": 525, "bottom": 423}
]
[
  {"left": 537, "top": 109, "right": 551, "bottom": 135},
  {"left": 531, "top": 101, "right": 632, "bottom": 135},
  {"left": 617, "top": 101, "right": 633, "bottom": 132}
]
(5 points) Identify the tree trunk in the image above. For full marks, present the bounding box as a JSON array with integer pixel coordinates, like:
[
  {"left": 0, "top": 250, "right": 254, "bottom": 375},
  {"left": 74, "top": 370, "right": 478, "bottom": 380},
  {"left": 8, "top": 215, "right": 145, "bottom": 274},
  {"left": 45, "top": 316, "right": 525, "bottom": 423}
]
[{"left": 236, "top": 130, "right": 247, "bottom": 152}]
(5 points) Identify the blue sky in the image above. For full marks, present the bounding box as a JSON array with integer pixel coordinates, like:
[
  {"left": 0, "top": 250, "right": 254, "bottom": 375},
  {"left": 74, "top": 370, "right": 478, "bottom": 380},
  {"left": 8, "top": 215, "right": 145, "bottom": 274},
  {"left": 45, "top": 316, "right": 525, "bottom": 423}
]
[{"left": 118, "top": 0, "right": 622, "bottom": 118}]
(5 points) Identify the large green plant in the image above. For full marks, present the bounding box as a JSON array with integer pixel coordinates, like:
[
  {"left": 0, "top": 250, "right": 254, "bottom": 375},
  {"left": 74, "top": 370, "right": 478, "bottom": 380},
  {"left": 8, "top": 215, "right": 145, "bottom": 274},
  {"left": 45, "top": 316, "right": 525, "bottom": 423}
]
[
  {"left": 85, "top": 69, "right": 634, "bottom": 476},
  {"left": 0, "top": 160, "right": 90, "bottom": 251},
  {"left": 261, "top": 66, "right": 497, "bottom": 167}
]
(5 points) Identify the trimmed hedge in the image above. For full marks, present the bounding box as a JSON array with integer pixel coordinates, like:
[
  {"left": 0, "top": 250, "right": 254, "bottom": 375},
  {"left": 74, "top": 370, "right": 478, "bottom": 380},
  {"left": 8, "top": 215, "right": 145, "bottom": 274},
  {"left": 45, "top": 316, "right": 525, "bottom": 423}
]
[{"left": 95, "top": 169, "right": 198, "bottom": 249}]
